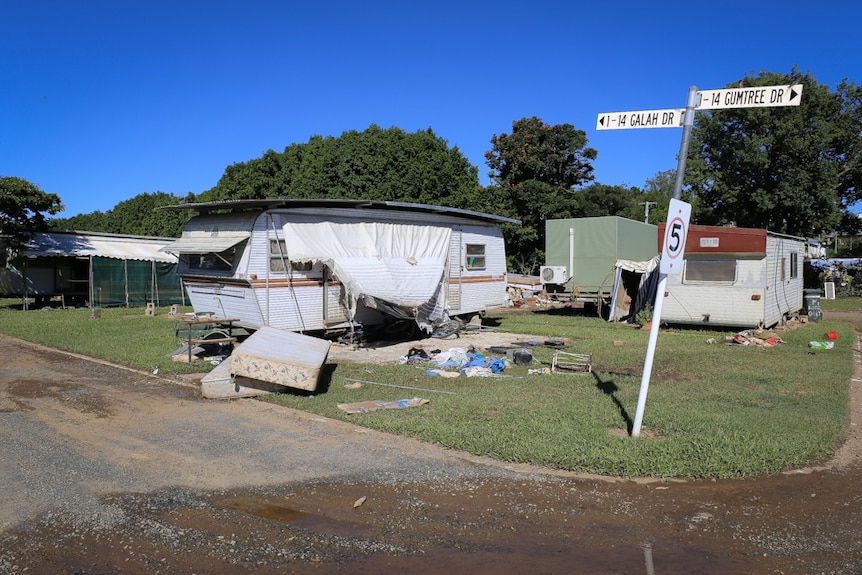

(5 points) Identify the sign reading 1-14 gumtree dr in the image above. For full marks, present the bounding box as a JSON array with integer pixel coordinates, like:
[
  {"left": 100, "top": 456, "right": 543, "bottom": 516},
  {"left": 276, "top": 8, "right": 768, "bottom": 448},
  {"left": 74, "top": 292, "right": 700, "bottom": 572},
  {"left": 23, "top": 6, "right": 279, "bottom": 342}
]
[{"left": 695, "top": 84, "right": 803, "bottom": 110}]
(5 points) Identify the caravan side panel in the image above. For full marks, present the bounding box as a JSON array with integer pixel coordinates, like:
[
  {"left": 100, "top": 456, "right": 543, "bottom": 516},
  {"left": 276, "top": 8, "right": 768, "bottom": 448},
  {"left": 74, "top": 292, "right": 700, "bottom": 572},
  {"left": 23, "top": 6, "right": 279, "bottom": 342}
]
[
  {"left": 448, "top": 224, "right": 508, "bottom": 315},
  {"left": 763, "top": 235, "right": 804, "bottom": 326},
  {"left": 663, "top": 257, "right": 768, "bottom": 327},
  {"left": 184, "top": 280, "right": 263, "bottom": 325},
  {"left": 247, "top": 213, "right": 328, "bottom": 331}
]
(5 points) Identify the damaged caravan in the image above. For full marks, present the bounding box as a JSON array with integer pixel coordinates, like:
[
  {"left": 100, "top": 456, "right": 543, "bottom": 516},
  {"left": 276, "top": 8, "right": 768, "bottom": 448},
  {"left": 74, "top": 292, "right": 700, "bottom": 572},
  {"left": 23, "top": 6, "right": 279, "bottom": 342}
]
[
  {"left": 159, "top": 199, "right": 517, "bottom": 336},
  {"left": 657, "top": 224, "right": 805, "bottom": 328}
]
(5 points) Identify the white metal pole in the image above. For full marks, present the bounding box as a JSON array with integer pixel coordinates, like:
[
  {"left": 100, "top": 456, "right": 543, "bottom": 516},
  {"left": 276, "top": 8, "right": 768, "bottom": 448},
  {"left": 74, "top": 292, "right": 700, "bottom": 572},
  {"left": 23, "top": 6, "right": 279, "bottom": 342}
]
[{"left": 632, "top": 273, "right": 667, "bottom": 437}]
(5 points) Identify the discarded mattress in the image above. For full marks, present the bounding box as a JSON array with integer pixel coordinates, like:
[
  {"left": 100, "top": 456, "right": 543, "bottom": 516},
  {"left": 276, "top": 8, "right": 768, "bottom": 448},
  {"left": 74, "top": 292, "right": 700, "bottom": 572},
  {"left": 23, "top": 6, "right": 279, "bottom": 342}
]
[
  {"left": 200, "top": 356, "right": 290, "bottom": 399},
  {"left": 229, "top": 326, "right": 332, "bottom": 392}
]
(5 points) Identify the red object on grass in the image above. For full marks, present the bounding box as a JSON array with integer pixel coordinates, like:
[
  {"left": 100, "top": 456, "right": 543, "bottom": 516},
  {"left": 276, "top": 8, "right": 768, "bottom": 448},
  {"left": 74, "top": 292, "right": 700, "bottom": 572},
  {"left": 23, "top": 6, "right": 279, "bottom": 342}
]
[{"left": 825, "top": 331, "right": 838, "bottom": 340}]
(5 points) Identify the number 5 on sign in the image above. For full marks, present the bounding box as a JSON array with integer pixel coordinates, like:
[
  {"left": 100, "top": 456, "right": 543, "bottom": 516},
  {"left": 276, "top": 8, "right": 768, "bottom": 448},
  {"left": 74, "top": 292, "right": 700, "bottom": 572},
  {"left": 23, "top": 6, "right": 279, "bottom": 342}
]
[{"left": 660, "top": 198, "right": 691, "bottom": 275}]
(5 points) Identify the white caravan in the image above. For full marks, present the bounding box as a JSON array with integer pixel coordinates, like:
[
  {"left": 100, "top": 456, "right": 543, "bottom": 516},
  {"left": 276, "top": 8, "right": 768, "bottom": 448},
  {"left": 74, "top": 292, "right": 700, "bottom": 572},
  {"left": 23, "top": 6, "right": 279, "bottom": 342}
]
[
  {"left": 658, "top": 224, "right": 805, "bottom": 329},
  {"left": 160, "top": 199, "right": 517, "bottom": 337}
]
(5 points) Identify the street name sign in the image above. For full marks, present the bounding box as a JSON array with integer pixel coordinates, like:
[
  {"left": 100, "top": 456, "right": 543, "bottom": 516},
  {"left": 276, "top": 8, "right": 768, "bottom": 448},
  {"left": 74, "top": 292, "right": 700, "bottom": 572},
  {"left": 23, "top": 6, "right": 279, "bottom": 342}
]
[
  {"left": 696, "top": 84, "right": 803, "bottom": 110},
  {"left": 596, "top": 108, "right": 684, "bottom": 130}
]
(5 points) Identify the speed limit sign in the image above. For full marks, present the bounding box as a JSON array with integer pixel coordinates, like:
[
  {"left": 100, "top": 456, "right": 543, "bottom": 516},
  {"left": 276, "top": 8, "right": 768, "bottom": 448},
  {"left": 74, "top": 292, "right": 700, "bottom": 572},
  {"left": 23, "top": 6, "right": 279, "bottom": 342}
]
[{"left": 660, "top": 198, "right": 691, "bottom": 275}]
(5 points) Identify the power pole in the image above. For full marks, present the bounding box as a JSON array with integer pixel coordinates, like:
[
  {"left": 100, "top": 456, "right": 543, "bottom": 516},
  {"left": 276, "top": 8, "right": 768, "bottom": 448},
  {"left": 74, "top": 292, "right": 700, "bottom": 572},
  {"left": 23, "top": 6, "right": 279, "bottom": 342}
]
[{"left": 638, "top": 201, "right": 657, "bottom": 223}]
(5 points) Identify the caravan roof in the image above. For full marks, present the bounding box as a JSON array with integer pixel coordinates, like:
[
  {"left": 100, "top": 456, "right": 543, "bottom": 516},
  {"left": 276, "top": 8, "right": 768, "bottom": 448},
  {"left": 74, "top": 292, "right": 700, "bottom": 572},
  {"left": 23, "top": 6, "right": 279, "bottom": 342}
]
[{"left": 160, "top": 198, "right": 520, "bottom": 225}]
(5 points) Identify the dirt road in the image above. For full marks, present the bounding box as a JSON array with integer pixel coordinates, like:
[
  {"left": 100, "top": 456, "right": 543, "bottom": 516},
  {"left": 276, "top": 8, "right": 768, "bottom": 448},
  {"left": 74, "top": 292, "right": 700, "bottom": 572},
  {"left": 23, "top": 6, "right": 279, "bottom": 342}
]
[{"left": 1, "top": 324, "right": 860, "bottom": 574}]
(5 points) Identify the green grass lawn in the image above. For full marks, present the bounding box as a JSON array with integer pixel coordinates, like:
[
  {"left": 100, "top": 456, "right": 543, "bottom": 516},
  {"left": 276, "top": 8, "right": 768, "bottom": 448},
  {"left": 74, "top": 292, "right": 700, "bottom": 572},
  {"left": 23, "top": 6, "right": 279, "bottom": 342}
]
[
  {"left": 0, "top": 298, "right": 854, "bottom": 479},
  {"left": 821, "top": 295, "right": 862, "bottom": 312}
]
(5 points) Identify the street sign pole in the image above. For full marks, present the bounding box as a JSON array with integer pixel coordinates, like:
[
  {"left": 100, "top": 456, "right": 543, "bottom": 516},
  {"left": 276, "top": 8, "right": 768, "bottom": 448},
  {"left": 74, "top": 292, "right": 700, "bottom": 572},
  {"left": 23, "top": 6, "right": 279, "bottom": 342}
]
[
  {"left": 672, "top": 86, "right": 699, "bottom": 201},
  {"left": 632, "top": 198, "right": 691, "bottom": 437}
]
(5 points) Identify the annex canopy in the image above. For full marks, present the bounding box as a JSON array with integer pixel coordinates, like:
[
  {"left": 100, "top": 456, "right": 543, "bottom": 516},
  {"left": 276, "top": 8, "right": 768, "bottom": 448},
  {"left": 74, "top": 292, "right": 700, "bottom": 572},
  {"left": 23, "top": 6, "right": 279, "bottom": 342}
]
[
  {"left": 22, "top": 232, "right": 177, "bottom": 262},
  {"left": 159, "top": 234, "right": 249, "bottom": 255}
]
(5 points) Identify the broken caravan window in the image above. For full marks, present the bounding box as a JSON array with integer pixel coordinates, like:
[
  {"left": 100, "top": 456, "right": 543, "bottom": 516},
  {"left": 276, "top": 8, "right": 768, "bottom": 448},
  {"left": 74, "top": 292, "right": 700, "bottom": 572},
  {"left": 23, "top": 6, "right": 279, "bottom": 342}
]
[
  {"left": 269, "top": 239, "right": 313, "bottom": 273},
  {"left": 683, "top": 258, "right": 737, "bottom": 283},
  {"left": 187, "top": 240, "right": 246, "bottom": 272},
  {"left": 465, "top": 244, "right": 486, "bottom": 269}
]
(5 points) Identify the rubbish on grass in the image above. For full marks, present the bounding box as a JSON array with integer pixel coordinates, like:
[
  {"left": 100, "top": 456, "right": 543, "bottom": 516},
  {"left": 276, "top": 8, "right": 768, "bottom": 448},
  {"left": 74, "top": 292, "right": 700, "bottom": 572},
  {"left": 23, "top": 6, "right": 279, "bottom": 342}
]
[
  {"left": 407, "top": 346, "right": 511, "bottom": 378},
  {"left": 825, "top": 331, "right": 838, "bottom": 340},
  {"left": 508, "top": 348, "right": 533, "bottom": 366},
  {"left": 462, "top": 366, "right": 494, "bottom": 377},
  {"left": 513, "top": 340, "right": 566, "bottom": 349},
  {"left": 551, "top": 350, "right": 592, "bottom": 374},
  {"left": 723, "top": 330, "right": 784, "bottom": 347},
  {"left": 337, "top": 398, "right": 430, "bottom": 414},
  {"left": 809, "top": 341, "right": 835, "bottom": 350}
]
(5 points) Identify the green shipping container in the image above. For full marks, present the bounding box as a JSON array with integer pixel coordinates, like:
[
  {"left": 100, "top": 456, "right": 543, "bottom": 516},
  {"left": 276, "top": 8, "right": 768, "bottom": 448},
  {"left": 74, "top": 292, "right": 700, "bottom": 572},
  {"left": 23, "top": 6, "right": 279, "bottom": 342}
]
[{"left": 543, "top": 216, "right": 658, "bottom": 298}]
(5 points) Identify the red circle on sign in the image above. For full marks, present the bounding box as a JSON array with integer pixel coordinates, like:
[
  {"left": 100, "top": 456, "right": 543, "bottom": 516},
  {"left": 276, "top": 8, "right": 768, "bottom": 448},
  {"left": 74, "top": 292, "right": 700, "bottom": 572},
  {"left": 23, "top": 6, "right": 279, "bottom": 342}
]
[{"left": 664, "top": 216, "right": 686, "bottom": 261}]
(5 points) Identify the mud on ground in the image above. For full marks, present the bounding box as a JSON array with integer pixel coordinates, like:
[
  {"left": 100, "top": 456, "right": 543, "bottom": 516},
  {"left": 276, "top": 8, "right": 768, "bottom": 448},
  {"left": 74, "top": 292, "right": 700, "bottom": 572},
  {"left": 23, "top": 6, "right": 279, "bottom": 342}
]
[{"left": 0, "top": 310, "right": 860, "bottom": 574}]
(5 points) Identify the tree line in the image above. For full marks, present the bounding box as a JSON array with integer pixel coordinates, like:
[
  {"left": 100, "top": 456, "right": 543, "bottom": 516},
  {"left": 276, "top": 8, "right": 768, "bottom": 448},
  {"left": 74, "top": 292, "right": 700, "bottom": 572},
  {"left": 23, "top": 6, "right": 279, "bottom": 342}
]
[{"left": 3, "top": 69, "right": 861, "bottom": 273}]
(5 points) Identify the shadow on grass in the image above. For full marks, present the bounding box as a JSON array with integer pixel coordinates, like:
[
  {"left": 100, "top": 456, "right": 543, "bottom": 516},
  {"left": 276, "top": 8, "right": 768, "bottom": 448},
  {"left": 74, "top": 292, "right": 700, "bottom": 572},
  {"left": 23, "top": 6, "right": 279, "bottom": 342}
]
[{"left": 592, "top": 371, "right": 634, "bottom": 436}]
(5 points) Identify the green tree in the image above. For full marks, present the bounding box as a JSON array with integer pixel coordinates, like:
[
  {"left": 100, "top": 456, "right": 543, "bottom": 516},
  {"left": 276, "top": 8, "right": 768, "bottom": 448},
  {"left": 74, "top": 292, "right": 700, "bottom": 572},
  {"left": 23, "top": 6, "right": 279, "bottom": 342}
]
[
  {"left": 51, "top": 210, "right": 110, "bottom": 232},
  {"left": 485, "top": 117, "right": 597, "bottom": 272},
  {"left": 199, "top": 125, "right": 481, "bottom": 207},
  {"left": 0, "top": 176, "right": 63, "bottom": 249},
  {"left": 686, "top": 69, "right": 862, "bottom": 236},
  {"left": 52, "top": 191, "right": 192, "bottom": 237},
  {"left": 637, "top": 169, "right": 703, "bottom": 225},
  {"left": 575, "top": 183, "right": 643, "bottom": 220}
]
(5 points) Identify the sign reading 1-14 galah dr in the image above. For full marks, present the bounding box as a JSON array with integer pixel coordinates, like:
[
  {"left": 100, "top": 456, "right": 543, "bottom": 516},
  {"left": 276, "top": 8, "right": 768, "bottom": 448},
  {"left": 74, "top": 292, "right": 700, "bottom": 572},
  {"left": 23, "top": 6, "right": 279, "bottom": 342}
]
[
  {"left": 596, "top": 108, "right": 684, "bottom": 130},
  {"left": 595, "top": 84, "right": 804, "bottom": 130}
]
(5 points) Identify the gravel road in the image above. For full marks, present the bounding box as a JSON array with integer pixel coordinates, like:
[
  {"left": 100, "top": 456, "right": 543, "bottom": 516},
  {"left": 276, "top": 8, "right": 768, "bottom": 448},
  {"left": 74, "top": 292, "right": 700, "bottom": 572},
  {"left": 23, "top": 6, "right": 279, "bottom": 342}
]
[{"left": 1, "top": 326, "right": 861, "bottom": 574}]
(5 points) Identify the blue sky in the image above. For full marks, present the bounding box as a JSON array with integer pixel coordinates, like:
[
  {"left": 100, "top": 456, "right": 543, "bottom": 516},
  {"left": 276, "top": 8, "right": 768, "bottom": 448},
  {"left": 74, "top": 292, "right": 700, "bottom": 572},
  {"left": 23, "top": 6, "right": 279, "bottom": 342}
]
[{"left": 3, "top": 1, "right": 860, "bottom": 219}]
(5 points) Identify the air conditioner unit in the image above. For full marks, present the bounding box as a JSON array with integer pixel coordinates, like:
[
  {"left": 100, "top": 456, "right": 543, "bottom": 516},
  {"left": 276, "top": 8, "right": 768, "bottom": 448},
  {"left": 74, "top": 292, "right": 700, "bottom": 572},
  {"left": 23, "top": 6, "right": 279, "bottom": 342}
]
[{"left": 540, "top": 266, "right": 568, "bottom": 285}]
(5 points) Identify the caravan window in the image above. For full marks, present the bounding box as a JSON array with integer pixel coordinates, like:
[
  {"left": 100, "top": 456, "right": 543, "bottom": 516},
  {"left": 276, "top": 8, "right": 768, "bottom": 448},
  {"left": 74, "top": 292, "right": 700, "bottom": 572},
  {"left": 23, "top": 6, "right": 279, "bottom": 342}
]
[
  {"left": 188, "top": 242, "right": 244, "bottom": 272},
  {"left": 790, "top": 252, "right": 799, "bottom": 278},
  {"left": 465, "top": 244, "right": 486, "bottom": 270},
  {"left": 269, "top": 240, "right": 313, "bottom": 273},
  {"left": 683, "top": 259, "right": 737, "bottom": 283}
]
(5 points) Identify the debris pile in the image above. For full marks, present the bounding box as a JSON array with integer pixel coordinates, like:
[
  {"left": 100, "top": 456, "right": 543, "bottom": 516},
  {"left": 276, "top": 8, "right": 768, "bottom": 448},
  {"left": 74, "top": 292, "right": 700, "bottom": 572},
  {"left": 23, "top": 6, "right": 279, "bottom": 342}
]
[
  {"left": 400, "top": 346, "right": 510, "bottom": 378},
  {"left": 718, "top": 330, "right": 784, "bottom": 347}
]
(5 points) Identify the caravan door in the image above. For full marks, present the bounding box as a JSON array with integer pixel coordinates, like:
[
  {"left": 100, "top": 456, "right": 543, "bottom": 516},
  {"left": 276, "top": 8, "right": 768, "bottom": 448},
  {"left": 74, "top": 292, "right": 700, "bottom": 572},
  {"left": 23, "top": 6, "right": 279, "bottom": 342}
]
[
  {"left": 447, "top": 230, "right": 462, "bottom": 311},
  {"left": 322, "top": 265, "right": 349, "bottom": 327}
]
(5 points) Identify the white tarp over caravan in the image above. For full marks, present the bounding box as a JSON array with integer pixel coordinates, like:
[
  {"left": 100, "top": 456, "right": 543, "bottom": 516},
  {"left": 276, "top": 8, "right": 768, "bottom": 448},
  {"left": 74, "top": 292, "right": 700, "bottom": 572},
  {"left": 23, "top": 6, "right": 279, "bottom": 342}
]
[{"left": 282, "top": 221, "right": 452, "bottom": 327}]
